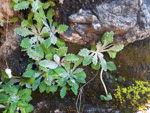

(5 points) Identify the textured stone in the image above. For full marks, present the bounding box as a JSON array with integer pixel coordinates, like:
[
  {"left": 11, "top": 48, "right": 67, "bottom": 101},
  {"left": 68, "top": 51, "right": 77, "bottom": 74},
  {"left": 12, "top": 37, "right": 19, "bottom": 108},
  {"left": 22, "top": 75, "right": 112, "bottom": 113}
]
[{"left": 60, "top": 0, "right": 150, "bottom": 46}]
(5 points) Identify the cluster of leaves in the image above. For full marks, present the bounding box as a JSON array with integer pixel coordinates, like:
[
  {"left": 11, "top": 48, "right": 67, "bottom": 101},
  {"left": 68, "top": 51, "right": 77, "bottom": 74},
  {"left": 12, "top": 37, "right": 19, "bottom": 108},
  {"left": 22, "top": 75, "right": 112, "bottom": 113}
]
[
  {"left": 78, "top": 31, "right": 124, "bottom": 100},
  {"left": 114, "top": 81, "right": 150, "bottom": 111},
  {"left": 0, "top": 83, "right": 33, "bottom": 113}
]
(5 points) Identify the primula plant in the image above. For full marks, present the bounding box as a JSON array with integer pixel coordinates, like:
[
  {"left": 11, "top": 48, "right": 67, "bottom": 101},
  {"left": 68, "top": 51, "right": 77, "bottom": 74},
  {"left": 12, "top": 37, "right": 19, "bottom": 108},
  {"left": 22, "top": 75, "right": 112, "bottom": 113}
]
[
  {"left": 78, "top": 31, "right": 124, "bottom": 100},
  {"left": 0, "top": 0, "right": 124, "bottom": 112}
]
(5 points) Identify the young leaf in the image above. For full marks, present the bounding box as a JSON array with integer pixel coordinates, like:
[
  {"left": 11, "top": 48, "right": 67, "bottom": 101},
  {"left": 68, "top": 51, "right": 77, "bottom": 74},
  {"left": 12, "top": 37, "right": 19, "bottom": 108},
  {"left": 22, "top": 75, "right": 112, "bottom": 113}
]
[
  {"left": 108, "top": 42, "right": 124, "bottom": 52},
  {"left": 44, "top": 38, "right": 51, "bottom": 48},
  {"left": 57, "top": 25, "right": 68, "bottom": 33},
  {"left": 92, "top": 54, "right": 98, "bottom": 65},
  {"left": 56, "top": 38, "right": 66, "bottom": 47},
  {"left": 107, "top": 61, "right": 116, "bottom": 71},
  {"left": 56, "top": 47, "right": 68, "bottom": 57},
  {"left": 47, "top": 8, "right": 55, "bottom": 23},
  {"left": 78, "top": 48, "right": 90, "bottom": 57},
  {"left": 20, "top": 38, "right": 31, "bottom": 48},
  {"left": 60, "top": 86, "right": 66, "bottom": 98},
  {"left": 49, "top": 85, "right": 58, "bottom": 93},
  {"left": 91, "top": 62, "right": 100, "bottom": 70},
  {"left": 0, "top": 104, "right": 5, "bottom": 108},
  {"left": 14, "top": 27, "right": 33, "bottom": 37},
  {"left": 10, "top": 17, "right": 19, "bottom": 23},
  {"left": 102, "top": 31, "right": 114, "bottom": 45},
  {"left": 14, "top": 1, "right": 30, "bottom": 11},
  {"left": 64, "top": 54, "right": 79, "bottom": 62},
  {"left": 27, "top": 48, "right": 42, "bottom": 61},
  {"left": 108, "top": 51, "right": 117, "bottom": 58},
  {"left": 39, "top": 60, "right": 58, "bottom": 69}
]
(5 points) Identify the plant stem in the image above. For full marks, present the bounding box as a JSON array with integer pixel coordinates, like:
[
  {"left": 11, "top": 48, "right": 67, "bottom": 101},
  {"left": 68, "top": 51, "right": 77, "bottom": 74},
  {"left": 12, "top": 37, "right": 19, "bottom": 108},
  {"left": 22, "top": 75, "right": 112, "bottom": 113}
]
[{"left": 100, "top": 68, "right": 108, "bottom": 95}]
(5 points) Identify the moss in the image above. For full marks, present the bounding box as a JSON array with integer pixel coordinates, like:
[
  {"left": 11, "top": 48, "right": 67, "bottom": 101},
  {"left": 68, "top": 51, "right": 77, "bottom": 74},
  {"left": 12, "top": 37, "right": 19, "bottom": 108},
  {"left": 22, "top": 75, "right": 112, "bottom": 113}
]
[{"left": 114, "top": 80, "right": 150, "bottom": 112}]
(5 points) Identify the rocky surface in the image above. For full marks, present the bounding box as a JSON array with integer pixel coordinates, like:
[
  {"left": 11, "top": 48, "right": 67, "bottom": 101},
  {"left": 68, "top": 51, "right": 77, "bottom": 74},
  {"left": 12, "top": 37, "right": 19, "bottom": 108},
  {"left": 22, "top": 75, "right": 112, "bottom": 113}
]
[{"left": 60, "top": 0, "right": 150, "bottom": 46}]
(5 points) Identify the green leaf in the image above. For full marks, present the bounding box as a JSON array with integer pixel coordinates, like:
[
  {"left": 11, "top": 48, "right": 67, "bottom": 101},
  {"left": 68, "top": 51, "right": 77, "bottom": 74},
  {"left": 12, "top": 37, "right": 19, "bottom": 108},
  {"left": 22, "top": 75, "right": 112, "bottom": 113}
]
[
  {"left": 49, "top": 85, "right": 58, "bottom": 93},
  {"left": 14, "top": 27, "right": 33, "bottom": 37},
  {"left": 0, "top": 93, "right": 9, "bottom": 103},
  {"left": 17, "top": 101, "right": 28, "bottom": 107},
  {"left": 107, "top": 61, "right": 116, "bottom": 71},
  {"left": 23, "top": 70, "right": 35, "bottom": 78},
  {"left": 27, "top": 77, "right": 35, "bottom": 85},
  {"left": 13, "top": 0, "right": 19, "bottom": 3},
  {"left": 109, "top": 43, "right": 124, "bottom": 52},
  {"left": 100, "top": 57, "right": 107, "bottom": 71},
  {"left": 56, "top": 38, "right": 66, "bottom": 47},
  {"left": 91, "top": 62, "right": 100, "bottom": 70},
  {"left": 57, "top": 25, "right": 68, "bottom": 33},
  {"left": 35, "top": 44, "right": 44, "bottom": 59},
  {"left": 73, "top": 56, "right": 83, "bottom": 67},
  {"left": 102, "top": 31, "right": 114, "bottom": 45},
  {"left": 10, "top": 102, "right": 16, "bottom": 113},
  {"left": 20, "top": 38, "right": 31, "bottom": 48},
  {"left": 21, "top": 19, "right": 29, "bottom": 27},
  {"left": 78, "top": 48, "right": 90, "bottom": 57},
  {"left": 92, "top": 54, "right": 98, "bottom": 65},
  {"left": 47, "top": 8, "right": 55, "bottom": 23},
  {"left": 20, "top": 95, "right": 32, "bottom": 102},
  {"left": 51, "top": 35, "right": 57, "bottom": 45},
  {"left": 10, "top": 1, "right": 16, "bottom": 8},
  {"left": 27, "top": 48, "right": 42, "bottom": 61},
  {"left": 60, "top": 86, "right": 66, "bottom": 98},
  {"left": 100, "top": 93, "right": 112, "bottom": 101},
  {"left": 1, "top": 71, "right": 9, "bottom": 78},
  {"left": 83, "top": 56, "right": 92, "bottom": 66},
  {"left": 56, "top": 47, "right": 68, "bottom": 57},
  {"left": 39, "top": 60, "right": 58, "bottom": 69},
  {"left": 39, "top": 81, "right": 47, "bottom": 93},
  {"left": 71, "top": 87, "right": 78, "bottom": 95},
  {"left": 25, "top": 104, "right": 34, "bottom": 112},
  {"left": 44, "top": 38, "right": 51, "bottom": 49},
  {"left": 75, "top": 71, "right": 86, "bottom": 83},
  {"left": 108, "top": 51, "right": 117, "bottom": 58},
  {"left": 64, "top": 54, "right": 79, "bottom": 62},
  {"left": 58, "top": 78, "right": 67, "bottom": 87},
  {"left": 32, "top": 77, "right": 42, "bottom": 91},
  {"left": 54, "top": 67, "right": 66, "bottom": 74},
  {"left": 14, "top": 1, "right": 30, "bottom": 11},
  {"left": 10, "top": 17, "right": 19, "bottom": 23},
  {"left": 45, "top": 52, "right": 53, "bottom": 60}
]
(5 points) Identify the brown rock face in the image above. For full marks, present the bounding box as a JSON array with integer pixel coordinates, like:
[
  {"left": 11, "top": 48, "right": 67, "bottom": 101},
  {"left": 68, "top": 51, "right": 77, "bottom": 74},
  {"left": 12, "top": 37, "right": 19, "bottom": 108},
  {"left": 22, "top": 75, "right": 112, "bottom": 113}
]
[{"left": 60, "top": 0, "right": 150, "bottom": 46}]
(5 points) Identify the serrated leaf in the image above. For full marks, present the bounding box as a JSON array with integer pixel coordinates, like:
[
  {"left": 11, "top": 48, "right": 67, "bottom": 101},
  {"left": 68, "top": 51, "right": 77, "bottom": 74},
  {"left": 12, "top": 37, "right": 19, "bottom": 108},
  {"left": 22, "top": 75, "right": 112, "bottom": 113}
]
[
  {"left": 49, "top": 85, "right": 58, "bottom": 93},
  {"left": 32, "top": 77, "right": 42, "bottom": 91},
  {"left": 27, "top": 48, "right": 42, "bottom": 61},
  {"left": 57, "top": 25, "right": 68, "bottom": 33},
  {"left": 60, "top": 86, "right": 66, "bottom": 98},
  {"left": 58, "top": 78, "right": 67, "bottom": 87},
  {"left": 56, "top": 47, "right": 68, "bottom": 57},
  {"left": 73, "top": 56, "right": 83, "bottom": 67},
  {"left": 102, "top": 31, "right": 114, "bottom": 45},
  {"left": 83, "top": 56, "right": 92, "bottom": 66},
  {"left": 64, "top": 54, "right": 79, "bottom": 62},
  {"left": 78, "top": 48, "right": 90, "bottom": 57},
  {"left": 21, "top": 19, "right": 29, "bottom": 27},
  {"left": 14, "top": 1, "right": 30, "bottom": 11},
  {"left": 10, "top": 17, "right": 19, "bottom": 23},
  {"left": 39, "top": 81, "right": 47, "bottom": 93},
  {"left": 92, "top": 54, "right": 98, "bottom": 65},
  {"left": 20, "top": 38, "right": 31, "bottom": 48},
  {"left": 107, "top": 61, "right": 116, "bottom": 71},
  {"left": 23, "top": 70, "right": 35, "bottom": 78},
  {"left": 39, "top": 60, "right": 58, "bottom": 69},
  {"left": 109, "top": 43, "right": 124, "bottom": 52},
  {"left": 20, "top": 95, "right": 32, "bottom": 102},
  {"left": 100, "top": 57, "right": 107, "bottom": 71},
  {"left": 108, "top": 51, "right": 117, "bottom": 58},
  {"left": 54, "top": 66, "right": 66, "bottom": 74},
  {"left": 14, "top": 27, "right": 33, "bottom": 37}
]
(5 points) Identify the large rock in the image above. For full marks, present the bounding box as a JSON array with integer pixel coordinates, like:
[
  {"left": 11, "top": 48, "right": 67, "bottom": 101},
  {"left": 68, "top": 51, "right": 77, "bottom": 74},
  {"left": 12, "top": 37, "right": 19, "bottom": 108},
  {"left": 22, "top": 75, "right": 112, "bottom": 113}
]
[{"left": 60, "top": 0, "right": 150, "bottom": 45}]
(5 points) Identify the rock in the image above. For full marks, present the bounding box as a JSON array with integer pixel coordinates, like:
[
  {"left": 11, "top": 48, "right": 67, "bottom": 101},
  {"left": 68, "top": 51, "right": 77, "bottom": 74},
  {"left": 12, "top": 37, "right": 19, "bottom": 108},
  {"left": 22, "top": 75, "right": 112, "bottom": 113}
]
[{"left": 60, "top": 0, "right": 150, "bottom": 46}]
